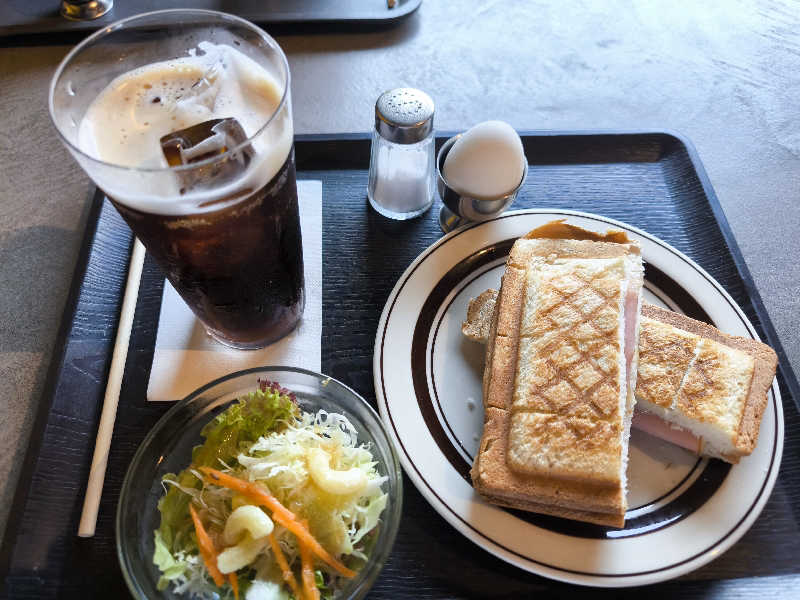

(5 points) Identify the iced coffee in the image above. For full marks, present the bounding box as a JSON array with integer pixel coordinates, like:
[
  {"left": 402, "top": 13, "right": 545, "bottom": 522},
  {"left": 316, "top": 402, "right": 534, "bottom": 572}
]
[{"left": 50, "top": 12, "right": 304, "bottom": 349}]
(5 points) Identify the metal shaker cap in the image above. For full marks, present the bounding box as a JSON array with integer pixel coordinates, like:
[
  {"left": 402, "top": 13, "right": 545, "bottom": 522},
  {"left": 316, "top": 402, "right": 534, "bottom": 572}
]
[{"left": 375, "top": 87, "right": 434, "bottom": 144}]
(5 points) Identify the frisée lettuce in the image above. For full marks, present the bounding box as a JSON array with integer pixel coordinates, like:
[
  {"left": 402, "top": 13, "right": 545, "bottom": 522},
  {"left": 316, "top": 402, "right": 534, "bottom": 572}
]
[{"left": 152, "top": 379, "right": 388, "bottom": 600}]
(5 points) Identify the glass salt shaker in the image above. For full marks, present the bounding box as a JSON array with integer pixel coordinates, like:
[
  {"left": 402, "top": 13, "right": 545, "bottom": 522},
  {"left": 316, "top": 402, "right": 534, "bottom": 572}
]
[{"left": 368, "top": 88, "right": 435, "bottom": 220}]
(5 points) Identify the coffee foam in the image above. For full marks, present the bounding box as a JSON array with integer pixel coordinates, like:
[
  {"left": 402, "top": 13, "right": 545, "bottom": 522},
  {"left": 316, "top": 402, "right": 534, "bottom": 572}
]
[{"left": 76, "top": 42, "right": 292, "bottom": 215}]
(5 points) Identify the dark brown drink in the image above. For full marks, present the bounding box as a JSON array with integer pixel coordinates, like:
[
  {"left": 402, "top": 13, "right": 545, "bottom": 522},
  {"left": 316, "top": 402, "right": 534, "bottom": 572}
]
[
  {"left": 111, "top": 150, "right": 304, "bottom": 348},
  {"left": 51, "top": 15, "right": 304, "bottom": 350}
]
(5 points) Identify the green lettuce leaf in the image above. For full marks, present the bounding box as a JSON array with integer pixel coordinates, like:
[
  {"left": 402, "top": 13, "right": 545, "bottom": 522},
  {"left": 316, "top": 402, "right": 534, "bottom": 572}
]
[
  {"left": 153, "top": 529, "right": 188, "bottom": 590},
  {"left": 192, "top": 383, "right": 298, "bottom": 468},
  {"left": 156, "top": 382, "right": 299, "bottom": 558},
  {"left": 315, "top": 569, "right": 334, "bottom": 600},
  {"left": 352, "top": 493, "right": 387, "bottom": 545}
]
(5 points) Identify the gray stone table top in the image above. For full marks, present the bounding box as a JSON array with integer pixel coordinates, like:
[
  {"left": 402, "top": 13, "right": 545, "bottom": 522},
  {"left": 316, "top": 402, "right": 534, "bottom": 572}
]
[{"left": 1, "top": 0, "right": 798, "bottom": 551}]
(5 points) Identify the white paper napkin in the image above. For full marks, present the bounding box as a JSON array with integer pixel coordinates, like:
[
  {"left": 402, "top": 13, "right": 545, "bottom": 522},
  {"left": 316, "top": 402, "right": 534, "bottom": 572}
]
[{"left": 147, "top": 180, "right": 322, "bottom": 401}]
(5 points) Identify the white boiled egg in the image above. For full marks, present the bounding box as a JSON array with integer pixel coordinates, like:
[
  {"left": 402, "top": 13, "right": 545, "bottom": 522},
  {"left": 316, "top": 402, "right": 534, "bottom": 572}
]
[{"left": 442, "top": 120, "right": 526, "bottom": 199}]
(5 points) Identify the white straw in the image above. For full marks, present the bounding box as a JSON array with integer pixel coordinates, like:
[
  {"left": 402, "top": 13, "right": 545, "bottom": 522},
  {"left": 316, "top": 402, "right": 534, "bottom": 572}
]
[{"left": 78, "top": 238, "right": 146, "bottom": 537}]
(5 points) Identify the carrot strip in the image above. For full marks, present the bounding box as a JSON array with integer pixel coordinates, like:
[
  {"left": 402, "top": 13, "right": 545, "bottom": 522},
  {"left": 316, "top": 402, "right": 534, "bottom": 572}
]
[
  {"left": 268, "top": 534, "right": 303, "bottom": 600},
  {"left": 228, "top": 573, "right": 239, "bottom": 600},
  {"left": 200, "top": 467, "right": 296, "bottom": 523},
  {"left": 300, "top": 521, "right": 320, "bottom": 600},
  {"left": 200, "top": 468, "right": 356, "bottom": 578},
  {"left": 188, "top": 504, "right": 225, "bottom": 587},
  {"left": 270, "top": 512, "right": 355, "bottom": 578}
]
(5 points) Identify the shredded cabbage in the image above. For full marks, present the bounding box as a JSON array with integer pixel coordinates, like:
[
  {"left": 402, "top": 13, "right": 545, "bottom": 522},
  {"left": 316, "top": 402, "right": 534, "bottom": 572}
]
[{"left": 153, "top": 380, "right": 388, "bottom": 600}]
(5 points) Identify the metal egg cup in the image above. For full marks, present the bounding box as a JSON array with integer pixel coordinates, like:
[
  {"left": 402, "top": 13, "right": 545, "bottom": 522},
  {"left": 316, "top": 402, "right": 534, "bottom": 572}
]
[{"left": 437, "top": 134, "right": 528, "bottom": 233}]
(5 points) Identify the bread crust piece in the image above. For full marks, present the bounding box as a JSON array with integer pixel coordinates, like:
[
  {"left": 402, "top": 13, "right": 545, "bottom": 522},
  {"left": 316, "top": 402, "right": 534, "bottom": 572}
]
[
  {"left": 476, "top": 494, "right": 625, "bottom": 528},
  {"left": 462, "top": 289, "right": 498, "bottom": 344},
  {"left": 462, "top": 289, "right": 497, "bottom": 343},
  {"left": 640, "top": 304, "right": 777, "bottom": 458}
]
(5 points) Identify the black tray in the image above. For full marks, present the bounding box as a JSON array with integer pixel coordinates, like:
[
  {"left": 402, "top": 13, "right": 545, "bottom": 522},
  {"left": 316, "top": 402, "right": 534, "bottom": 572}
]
[
  {"left": 2, "top": 132, "right": 799, "bottom": 599},
  {"left": 0, "top": 0, "right": 421, "bottom": 41}
]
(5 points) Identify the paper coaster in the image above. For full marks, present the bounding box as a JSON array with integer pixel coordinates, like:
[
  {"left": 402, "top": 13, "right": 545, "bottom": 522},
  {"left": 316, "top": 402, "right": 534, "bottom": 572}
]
[{"left": 146, "top": 180, "right": 322, "bottom": 401}]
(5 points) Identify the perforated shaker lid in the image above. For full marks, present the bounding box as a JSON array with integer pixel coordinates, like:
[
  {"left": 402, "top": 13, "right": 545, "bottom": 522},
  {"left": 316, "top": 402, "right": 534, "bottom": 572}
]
[{"left": 375, "top": 88, "right": 434, "bottom": 144}]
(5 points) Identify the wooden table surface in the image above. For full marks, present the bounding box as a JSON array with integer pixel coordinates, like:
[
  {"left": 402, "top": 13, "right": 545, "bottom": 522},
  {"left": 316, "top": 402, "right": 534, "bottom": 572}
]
[{"left": 1, "top": 1, "right": 799, "bottom": 597}]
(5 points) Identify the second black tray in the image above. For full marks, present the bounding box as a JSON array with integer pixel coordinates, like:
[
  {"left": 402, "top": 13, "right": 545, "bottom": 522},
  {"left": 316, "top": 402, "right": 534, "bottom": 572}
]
[
  {"left": 0, "top": 0, "right": 422, "bottom": 40},
  {"left": 2, "top": 132, "right": 798, "bottom": 599}
]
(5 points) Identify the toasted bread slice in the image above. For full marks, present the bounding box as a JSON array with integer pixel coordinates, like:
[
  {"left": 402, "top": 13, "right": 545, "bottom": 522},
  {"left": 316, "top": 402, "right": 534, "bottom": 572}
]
[
  {"left": 635, "top": 304, "right": 777, "bottom": 462},
  {"left": 463, "top": 288, "right": 498, "bottom": 344},
  {"left": 472, "top": 233, "right": 643, "bottom": 527},
  {"left": 635, "top": 314, "right": 699, "bottom": 411}
]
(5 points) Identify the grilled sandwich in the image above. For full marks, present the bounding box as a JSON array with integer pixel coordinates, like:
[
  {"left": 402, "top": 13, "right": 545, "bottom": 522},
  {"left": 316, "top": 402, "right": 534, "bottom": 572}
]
[{"left": 470, "top": 222, "right": 644, "bottom": 527}]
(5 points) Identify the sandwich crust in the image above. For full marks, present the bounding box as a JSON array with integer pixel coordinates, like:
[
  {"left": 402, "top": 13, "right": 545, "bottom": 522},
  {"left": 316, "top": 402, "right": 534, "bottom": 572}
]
[
  {"left": 474, "top": 494, "right": 626, "bottom": 528},
  {"left": 483, "top": 267, "right": 525, "bottom": 411}
]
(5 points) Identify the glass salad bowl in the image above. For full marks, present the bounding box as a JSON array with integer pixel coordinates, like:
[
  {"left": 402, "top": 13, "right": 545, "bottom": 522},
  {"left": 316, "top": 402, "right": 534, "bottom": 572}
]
[{"left": 117, "top": 367, "right": 403, "bottom": 599}]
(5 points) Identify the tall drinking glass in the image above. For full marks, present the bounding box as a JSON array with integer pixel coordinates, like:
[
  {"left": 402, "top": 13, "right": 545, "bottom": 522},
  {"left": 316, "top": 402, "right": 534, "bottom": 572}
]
[{"left": 49, "top": 9, "right": 304, "bottom": 350}]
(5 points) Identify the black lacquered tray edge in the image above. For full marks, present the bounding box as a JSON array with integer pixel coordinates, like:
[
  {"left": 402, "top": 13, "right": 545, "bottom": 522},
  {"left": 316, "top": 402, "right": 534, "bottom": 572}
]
[
  {"left": 659, "top": 129, "right": 800, "bottom": 410},
  {"left": 0, "top": 186, "right": 120, "bottom": 585}
]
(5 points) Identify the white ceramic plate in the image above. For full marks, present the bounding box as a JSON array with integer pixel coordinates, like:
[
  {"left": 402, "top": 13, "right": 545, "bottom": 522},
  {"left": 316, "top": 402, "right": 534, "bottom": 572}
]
[{"left": 374, "top": 209, "right": 783, "bottom": 587}]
